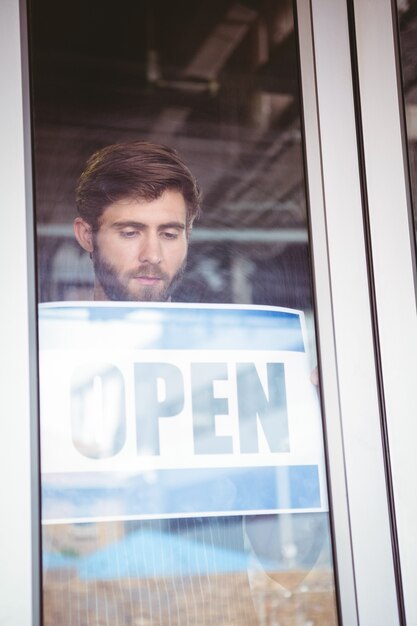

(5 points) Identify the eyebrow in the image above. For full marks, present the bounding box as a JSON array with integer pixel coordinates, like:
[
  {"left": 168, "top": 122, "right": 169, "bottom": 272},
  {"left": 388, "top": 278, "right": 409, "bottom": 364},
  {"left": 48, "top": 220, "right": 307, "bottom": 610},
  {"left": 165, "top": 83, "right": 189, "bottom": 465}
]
[{"left": 111, "top": 220, "right": 186, "bottom": 231}]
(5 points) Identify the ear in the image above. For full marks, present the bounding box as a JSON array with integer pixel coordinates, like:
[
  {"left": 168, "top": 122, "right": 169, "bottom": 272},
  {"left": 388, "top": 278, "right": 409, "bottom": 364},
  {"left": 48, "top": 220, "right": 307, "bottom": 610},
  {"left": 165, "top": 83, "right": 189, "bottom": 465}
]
[{"left": 73, "top": 217, "right": 94, "bottom": 253}]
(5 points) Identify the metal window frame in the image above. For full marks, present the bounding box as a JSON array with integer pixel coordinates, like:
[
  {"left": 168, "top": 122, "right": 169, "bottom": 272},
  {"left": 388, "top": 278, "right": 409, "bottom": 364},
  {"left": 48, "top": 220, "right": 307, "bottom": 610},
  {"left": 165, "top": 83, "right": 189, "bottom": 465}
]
[
  {"left": 298, "top": 0, "right": 402, "bottom": 624},
  {"left": 0, "top": 1, "right": 40, "bottom": 626},
  {"left": 351, "top": 0, "right": 417, "bottom": 623}
]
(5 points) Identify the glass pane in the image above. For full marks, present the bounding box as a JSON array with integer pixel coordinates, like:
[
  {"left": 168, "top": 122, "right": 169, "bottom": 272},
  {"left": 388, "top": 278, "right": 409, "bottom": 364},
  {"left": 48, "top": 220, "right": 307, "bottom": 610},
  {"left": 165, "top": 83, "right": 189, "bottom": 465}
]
[
  {"left": 29, "top": 1, "right": 339, "bottom": 624},
  {"left": 396, "top": 0, "right": 417, "bottom": 249}
]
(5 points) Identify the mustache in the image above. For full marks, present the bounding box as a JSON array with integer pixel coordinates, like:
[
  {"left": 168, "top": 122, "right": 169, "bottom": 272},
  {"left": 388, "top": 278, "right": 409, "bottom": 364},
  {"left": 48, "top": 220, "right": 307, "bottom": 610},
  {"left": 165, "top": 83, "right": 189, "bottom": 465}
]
[{"left": 128, "top": 265, "right": 169, "bottom": 280}]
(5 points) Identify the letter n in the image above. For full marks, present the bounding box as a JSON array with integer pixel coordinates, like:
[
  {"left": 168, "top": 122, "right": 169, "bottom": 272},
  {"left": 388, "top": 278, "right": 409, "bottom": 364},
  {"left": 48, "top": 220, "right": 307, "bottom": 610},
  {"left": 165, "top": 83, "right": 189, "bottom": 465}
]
[{"left": 236, "top": 362, "right": 289, "bottom": 453}]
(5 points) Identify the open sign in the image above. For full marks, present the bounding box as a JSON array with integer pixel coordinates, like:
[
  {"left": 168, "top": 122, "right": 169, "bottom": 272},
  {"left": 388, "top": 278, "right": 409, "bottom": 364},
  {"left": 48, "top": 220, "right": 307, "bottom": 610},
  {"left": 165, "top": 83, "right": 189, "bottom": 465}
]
[
  {"left": 39, "top": 303, "right": 327, "bottom": 522},
  {"left": 70, "top": 360, "right": 289, "bottom": 459}
]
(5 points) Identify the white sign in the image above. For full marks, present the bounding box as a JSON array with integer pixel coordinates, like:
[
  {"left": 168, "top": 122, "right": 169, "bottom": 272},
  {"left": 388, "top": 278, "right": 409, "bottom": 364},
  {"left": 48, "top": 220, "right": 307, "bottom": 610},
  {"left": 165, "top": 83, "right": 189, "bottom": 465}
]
[{"left": 39, "top": 303, "right": 327, "bottom": 523}]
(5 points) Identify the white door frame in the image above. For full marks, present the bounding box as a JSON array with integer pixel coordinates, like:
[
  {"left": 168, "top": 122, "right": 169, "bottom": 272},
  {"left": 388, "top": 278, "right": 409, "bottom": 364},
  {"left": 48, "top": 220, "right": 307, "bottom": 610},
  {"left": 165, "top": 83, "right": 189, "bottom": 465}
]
[
  {"left": 299, "top": 1, "right": 401, "bottom": 624},
  {"left": 0, "top": 1, "right": 40, "bottom": 626},
  {"left": 352, "top": 0, "right": 417, "bottom": 623}
]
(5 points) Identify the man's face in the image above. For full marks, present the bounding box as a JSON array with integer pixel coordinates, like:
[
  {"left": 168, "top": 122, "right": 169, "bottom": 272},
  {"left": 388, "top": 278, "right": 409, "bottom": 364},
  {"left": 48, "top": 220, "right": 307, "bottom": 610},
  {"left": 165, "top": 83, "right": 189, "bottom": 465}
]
[{"left": 89, "top": 190, "right": 189, "bottom": 302}]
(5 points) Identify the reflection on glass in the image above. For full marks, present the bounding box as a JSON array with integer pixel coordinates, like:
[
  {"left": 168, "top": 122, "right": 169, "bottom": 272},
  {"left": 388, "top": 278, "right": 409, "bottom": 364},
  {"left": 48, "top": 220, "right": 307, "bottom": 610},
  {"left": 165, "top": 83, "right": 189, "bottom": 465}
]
[
  {"left": 43, "top": 516, "right": 335, "bottom": 626},
  {"left": 30, "top": 0, "right": 339, "bottom": 624},
  {"left": 397, "top": 0, "right": 417, "bottom": 249}
]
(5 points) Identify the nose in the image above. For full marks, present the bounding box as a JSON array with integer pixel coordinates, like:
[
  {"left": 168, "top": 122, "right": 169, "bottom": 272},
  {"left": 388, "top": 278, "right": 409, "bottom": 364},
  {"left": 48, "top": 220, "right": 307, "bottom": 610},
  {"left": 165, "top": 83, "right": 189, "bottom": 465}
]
[{"left": 138, "top": 232, "right": 162, "bottom": 264}]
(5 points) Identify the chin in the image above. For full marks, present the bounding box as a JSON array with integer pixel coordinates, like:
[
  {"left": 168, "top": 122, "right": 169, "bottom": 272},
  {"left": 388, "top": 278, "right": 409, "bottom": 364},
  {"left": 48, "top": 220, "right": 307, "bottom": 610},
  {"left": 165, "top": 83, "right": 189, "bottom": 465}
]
[{"left": 134, "top": 288, "right": 167, "bottom": 303}]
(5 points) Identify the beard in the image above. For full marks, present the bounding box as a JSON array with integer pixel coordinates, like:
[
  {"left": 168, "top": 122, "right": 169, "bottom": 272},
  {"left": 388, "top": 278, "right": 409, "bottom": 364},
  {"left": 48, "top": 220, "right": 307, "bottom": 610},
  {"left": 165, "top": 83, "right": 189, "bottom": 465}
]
[{"left": 92, "top": 246, "right": 186, "bottom": 302}]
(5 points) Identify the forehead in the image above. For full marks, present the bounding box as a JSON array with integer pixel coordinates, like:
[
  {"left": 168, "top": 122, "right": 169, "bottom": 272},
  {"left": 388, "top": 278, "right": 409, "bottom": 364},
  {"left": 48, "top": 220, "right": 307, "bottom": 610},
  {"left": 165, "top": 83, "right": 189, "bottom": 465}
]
[{"left": 99, "top": 189, "right": 187, "bottom": 227}]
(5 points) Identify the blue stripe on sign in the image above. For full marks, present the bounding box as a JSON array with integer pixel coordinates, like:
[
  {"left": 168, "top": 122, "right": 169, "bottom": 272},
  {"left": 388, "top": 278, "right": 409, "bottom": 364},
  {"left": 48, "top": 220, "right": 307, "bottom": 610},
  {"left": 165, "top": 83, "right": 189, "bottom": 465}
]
[
  {"left": 39, "top": 305, "right": 305, "bottom": 352},
  {"left": 42, "top": 465, "right": 320, "bottom": 522}
]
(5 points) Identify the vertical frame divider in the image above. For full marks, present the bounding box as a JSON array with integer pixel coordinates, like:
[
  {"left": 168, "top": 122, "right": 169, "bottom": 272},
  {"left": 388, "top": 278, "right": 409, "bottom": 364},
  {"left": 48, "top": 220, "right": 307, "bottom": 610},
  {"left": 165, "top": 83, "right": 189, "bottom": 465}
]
[
  {"left": 0, "top": 1, "right": 40, "bottom": 625},
  {"left": 352, "top": 0, "right": 417, "bottom": 623},
  {"left": 297, "top": 0, "right": 400, "bottom": 623}
]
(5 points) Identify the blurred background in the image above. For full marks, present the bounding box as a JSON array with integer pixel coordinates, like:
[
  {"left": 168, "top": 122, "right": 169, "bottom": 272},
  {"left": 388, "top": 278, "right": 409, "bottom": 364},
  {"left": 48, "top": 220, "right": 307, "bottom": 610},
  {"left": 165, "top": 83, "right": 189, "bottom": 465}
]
[{"left": 30, "top": 0, "right": 312, "bottom": 308}]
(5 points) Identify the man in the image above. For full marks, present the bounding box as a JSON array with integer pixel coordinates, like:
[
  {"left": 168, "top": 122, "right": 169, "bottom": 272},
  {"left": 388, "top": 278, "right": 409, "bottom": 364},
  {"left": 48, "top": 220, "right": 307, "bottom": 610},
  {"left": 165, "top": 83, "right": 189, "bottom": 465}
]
[
  {"left": 73, "top": 140, "right": 201, "bottom": 302},
  {"left": 69, "top": 141, "right": 325, "bottom": 625},
  {"left": 70, "top": 140, "right": 260, "bottom": 624}
]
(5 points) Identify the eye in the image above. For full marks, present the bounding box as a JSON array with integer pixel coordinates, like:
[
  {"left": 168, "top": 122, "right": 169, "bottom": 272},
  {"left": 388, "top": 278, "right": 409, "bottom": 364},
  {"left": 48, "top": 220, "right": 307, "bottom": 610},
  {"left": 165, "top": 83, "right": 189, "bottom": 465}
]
[
  {"left": 161, "top": 231, "right": 180, "bottom": 240},
  {"left": 120, "top": 230, "right": 138, "bottom": 239}
]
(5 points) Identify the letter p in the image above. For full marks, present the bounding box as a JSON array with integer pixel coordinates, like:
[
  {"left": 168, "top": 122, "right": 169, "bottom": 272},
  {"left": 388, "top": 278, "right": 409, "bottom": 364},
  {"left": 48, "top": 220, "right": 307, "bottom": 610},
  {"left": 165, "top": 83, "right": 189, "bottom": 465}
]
[{"left": 134, "top": 363, "right": 184, "bottom": 455}]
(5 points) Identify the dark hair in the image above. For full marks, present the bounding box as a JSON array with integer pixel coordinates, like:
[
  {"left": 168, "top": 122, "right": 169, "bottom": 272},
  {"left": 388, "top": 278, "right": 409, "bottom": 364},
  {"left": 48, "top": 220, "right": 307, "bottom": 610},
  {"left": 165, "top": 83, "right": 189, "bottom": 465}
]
[{"left": 76, "top": 141, "right": 201, "bottom": 230}]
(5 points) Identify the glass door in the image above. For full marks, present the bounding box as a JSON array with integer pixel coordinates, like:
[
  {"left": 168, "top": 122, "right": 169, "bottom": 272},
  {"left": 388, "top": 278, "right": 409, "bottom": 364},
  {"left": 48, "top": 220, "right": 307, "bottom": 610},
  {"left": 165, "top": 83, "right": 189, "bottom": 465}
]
[
  {"left": 29, "top": 2, "right": 340, "bottom": 625},
  {"left": 2, "top": 0, "right": 415, "bottom": 625}
]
